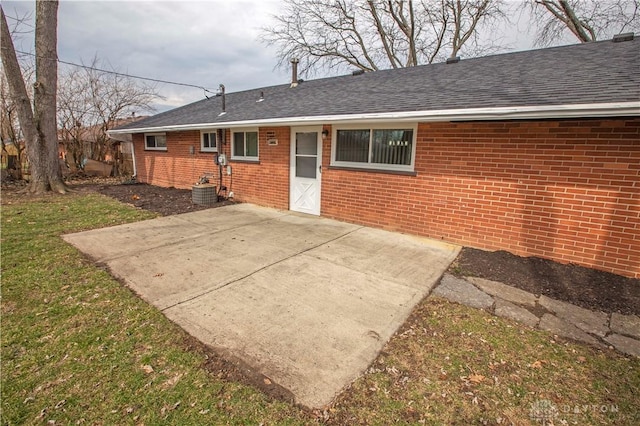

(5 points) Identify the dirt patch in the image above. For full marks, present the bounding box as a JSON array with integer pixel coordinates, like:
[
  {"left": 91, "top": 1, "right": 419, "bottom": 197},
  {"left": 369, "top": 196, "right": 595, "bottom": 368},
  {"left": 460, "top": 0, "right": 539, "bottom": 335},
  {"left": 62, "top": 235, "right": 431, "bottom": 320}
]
[
  {"left": 452, "top": 248, "right": 639, "bottom": 316},
  {"left": 55, "top": 178, "right": 234, "bottom": 216},
  {"left": 83, "top": 181, "right": 234, "bottom": 216},
  {"left": 180, "top": 334, "right": 297, "bottom": 405},
  {"left": 0, "top": 177, "right": 233, "bottom": 215}
]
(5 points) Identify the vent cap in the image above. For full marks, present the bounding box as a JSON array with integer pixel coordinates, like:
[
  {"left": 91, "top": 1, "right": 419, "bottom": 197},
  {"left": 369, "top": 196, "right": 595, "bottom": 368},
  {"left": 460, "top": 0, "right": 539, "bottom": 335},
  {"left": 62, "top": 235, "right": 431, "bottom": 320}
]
[{"left": 613, "top": 32, "right": 634, "bottom": 42}]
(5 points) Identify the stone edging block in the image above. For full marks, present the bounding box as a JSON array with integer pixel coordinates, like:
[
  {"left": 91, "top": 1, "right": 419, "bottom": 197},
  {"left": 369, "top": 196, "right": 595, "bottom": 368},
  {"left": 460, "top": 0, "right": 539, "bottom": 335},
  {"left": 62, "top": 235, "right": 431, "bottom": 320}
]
[{"left": 539, "top": 295, "right": 609, "bottom": 338}]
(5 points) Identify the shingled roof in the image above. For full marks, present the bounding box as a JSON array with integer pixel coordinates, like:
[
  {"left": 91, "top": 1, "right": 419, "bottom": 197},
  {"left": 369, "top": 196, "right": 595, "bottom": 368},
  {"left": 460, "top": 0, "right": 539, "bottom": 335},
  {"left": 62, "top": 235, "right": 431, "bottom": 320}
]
[{"left": 112, "top": 36, "right": 640, "bottom": 134}]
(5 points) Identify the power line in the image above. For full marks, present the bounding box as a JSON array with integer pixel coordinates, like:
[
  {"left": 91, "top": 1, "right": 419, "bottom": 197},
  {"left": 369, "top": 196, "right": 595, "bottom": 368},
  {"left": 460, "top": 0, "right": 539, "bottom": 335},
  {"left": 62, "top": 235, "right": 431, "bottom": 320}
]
[{"left": 12, "top": 49, "right": 216, "bottom": 95}]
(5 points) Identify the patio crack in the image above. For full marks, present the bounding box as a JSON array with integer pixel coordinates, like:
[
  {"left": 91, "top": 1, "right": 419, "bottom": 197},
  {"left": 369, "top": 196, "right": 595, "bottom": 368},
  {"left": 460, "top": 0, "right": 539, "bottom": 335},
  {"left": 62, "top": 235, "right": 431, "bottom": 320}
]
[
  {"left": 96, "top": 214, "right": 288, "bottom": 263},
  {"left": 161, "top": 225, "right": 365, "bottom": 312}
]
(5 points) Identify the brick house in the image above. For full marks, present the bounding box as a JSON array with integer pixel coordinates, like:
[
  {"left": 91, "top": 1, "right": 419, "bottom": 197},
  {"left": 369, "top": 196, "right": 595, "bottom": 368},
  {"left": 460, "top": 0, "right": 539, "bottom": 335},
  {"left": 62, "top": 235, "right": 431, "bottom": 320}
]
[{"left": 110, "top": 36, "right": 640, "bottom": 278}]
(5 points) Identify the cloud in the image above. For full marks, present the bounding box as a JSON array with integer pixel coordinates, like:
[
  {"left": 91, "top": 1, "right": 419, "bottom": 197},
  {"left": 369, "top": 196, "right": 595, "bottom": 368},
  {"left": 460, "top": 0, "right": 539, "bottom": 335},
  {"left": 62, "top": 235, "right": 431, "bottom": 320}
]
[
  {"left": 2, "top": 0, "right": 549, "bottom": 114},
  {"left": 4, "top": 0, "right": 290, "bottom": 111}
]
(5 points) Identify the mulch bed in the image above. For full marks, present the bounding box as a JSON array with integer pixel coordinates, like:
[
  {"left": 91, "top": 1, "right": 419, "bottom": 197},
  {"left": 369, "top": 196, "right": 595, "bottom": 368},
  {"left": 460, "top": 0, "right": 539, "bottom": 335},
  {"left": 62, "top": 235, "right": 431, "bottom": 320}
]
[
  {"left": 93, "top": 182, "right": 235, "bottom": 216},
  {"left": 453, "top": 248, "right": 639, "bottom": 316}
]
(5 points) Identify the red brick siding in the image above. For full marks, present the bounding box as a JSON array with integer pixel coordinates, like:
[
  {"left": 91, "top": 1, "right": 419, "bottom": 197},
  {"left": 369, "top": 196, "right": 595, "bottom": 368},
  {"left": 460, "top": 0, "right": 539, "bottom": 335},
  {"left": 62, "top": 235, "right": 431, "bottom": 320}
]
[
  {"left": 321, "top": 119, "right": 640, "bottom": 278},
  {"left": 134, "top": 118, "right": 639, "bottom": 278},
  {"left": 133, "top": 131, "right": 218, "bottom": 188},
  {"left": 221, "top": 127, "right": 290, "bottom": 209},
  {"left": 133, "top": 127, "right": 290, "bottom": 210}
]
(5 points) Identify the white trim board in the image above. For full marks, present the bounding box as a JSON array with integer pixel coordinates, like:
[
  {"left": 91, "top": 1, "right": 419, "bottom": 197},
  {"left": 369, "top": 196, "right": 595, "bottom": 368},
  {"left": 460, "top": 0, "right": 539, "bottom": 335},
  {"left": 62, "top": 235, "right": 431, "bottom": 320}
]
[{"left": 108, "top": 102, "right": 640, "bottom": 136}]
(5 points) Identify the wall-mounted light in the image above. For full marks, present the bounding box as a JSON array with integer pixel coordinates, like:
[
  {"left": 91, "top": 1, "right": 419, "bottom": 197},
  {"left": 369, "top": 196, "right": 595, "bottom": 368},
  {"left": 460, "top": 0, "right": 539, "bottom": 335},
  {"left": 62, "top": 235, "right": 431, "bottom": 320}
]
[{"left": 322, "top": 129, "right": 329, "bottom": 139}]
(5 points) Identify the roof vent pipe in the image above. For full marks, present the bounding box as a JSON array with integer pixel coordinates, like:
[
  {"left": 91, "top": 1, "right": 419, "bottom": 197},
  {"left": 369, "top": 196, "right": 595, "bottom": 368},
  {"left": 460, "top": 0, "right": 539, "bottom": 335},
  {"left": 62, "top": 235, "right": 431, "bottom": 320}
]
[
  {"left": 290, "top": 58, "right": 299, "bottom": 88},
  {"left": 219, "top": 84, "right": 226, "bottom": 112},
  {"left": 612, "top": 32, "right": 634, "bottom": 42}
]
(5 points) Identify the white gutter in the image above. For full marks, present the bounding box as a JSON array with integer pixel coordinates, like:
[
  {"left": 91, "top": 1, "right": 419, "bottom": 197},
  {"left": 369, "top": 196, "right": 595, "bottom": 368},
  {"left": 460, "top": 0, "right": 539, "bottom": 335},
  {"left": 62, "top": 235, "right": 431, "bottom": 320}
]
[
  {"left": 108, "top": 133, "right": 132, "bottom": 142},
  {"left": 107, "top": 102, "right": 640, "bottom": 135}
]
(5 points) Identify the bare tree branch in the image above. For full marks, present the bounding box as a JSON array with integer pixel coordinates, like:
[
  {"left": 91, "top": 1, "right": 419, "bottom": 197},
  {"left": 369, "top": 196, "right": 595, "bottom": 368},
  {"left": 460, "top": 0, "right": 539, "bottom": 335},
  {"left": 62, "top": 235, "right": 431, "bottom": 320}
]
[
  {"left": 527, "top": 0, "right": 640, "bottom": 45},
  {"left": 366, "top": 0, "right": 402, "bottom": 67},
  {"left": 57, "top": 56, "right": 160, "bottom": 172},
  {"left": 387, "top": 0, "right": 419, "bottom": 66},
  {"left": 260, "top": 0, "right": 507, "bottom": 75}
]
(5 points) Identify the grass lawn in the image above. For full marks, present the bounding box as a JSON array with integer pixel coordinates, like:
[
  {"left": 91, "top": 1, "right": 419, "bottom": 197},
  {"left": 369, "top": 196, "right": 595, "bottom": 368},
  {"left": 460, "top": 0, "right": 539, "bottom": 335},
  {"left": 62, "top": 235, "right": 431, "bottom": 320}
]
[{"left": 2, "top": 192, "right": 639, "bottom": 425}]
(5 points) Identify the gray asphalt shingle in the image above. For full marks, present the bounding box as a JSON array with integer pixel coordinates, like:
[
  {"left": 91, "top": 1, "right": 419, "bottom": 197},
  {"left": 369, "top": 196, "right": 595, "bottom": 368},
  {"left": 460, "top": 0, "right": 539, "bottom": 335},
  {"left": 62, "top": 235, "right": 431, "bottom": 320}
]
[{"left": 115, "top": 37, "right": 639, "bottom": 131}]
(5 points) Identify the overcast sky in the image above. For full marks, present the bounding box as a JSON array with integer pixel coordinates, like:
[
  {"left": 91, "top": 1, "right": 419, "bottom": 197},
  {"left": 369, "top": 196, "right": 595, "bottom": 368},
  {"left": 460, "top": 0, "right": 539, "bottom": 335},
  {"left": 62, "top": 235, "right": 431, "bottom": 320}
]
[{"left": 3, "top": 0, "right": 550, "bottom": 113}]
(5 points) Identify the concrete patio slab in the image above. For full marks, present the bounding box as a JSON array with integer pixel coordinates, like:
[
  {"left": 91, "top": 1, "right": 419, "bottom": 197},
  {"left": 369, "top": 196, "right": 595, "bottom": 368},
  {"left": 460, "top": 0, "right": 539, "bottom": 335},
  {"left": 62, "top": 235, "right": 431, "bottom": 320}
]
[{"left": 63, "top": 203, "right": 460, "bottom": 408}]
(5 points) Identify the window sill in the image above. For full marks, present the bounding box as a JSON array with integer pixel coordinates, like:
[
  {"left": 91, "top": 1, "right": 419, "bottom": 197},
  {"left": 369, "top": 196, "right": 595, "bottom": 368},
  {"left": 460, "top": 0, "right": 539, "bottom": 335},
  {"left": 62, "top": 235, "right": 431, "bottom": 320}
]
[
  {"left": 200, "top": 150, "right": 218, "bottom": 154},
  {"left": 230, "top": 158, "right": 260, "bottom": 164},
  {"left": 328, "top": 165, "right": 417, "bottom": 176},
  {"left": 145, "top": 148, "right": 167, "bottom": 152}
]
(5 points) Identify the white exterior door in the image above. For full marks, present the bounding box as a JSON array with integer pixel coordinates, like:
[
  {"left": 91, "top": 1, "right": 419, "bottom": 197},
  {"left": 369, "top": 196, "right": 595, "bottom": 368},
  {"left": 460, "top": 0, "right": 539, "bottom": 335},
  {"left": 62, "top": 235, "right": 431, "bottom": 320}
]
[{"left": 290, "top": 127, "right": 322, "bottom": 215}]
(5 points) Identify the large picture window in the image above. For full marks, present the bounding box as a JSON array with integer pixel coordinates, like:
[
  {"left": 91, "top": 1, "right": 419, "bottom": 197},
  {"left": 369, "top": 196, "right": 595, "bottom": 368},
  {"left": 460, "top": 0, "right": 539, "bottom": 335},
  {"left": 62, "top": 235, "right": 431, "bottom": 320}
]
[
  {"left": 145, "top": 133, "right": 167, "bottom": 151},
  {"left": 335, "top": 129, "right": 369, "bottom": 163},
  {"left": 332, "top": 125, "right": 415, "bottom": 171},
  {"left": 231, "top": 129, "right": 259, "bottom": 160}
]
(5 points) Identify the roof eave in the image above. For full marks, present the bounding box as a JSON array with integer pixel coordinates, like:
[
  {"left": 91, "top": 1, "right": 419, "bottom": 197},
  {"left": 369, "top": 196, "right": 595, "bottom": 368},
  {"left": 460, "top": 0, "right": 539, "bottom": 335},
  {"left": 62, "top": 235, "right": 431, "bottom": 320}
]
[{"left": 108, "top": 102, "right": 640, "bottom": 135}]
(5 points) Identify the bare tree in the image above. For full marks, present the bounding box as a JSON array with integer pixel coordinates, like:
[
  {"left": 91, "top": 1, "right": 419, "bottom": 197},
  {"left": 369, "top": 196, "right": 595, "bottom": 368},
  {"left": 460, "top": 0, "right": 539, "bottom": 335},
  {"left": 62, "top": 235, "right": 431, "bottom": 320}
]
[
  {"left": 57, "top": 57, "right": 158, "bottom": 174},
  {"left": 527, "top": 0, "right": 640, "bottom": 45},
  {"left": 57, "top": 67, "right": 89, "bottom": 170},
  {"left": 85, "top": 58, "right": 157, "bottom": 169},
  {"left": 261, "top": 0, "right": 507, "bottom": 74},
  {"left": 1, "top": 70, "right": 28, "bottom": 179},
  {"left": 1, "top": 1, "right": 67, "bottom": 193}
]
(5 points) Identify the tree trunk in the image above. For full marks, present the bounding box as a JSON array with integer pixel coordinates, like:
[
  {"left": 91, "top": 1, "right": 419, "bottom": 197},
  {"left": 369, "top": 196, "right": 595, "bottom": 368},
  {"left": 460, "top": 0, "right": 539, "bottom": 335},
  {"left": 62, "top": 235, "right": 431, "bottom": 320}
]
[
  {"left": 33, "top": 0, "right": 67, "bottom": 192},
  {"left": 1, "top": 7, "right": 37, "bottom": 170},
  {"left": 0, "top": 1, "right": 69, "bottom": 193}
]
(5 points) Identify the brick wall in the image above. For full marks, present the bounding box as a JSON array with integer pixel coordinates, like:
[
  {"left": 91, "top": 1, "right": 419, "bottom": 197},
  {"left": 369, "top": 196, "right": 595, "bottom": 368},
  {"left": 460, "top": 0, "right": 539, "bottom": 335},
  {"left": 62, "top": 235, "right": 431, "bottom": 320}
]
[
  {"left": 321, "top": 118, "right": 640, "bottom": 278},
  {"left": 220, "top": 127, "right": 290, "bottom": 210},
  {"left": 133, "top": 131, "right": 218, "bottom": 188},
  {"left": 134, "top": 118, "right": 639, "bottom": 278},
  {"left": 133, "top": 127, "right": 290, "bottom": 210}
]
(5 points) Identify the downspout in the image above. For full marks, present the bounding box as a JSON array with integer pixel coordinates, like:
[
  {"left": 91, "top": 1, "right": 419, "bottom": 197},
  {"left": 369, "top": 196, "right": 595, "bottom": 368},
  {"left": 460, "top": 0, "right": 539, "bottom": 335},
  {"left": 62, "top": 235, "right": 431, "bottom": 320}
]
[{"left": 130, "top": 139, "right": 137, "bottom": 178}]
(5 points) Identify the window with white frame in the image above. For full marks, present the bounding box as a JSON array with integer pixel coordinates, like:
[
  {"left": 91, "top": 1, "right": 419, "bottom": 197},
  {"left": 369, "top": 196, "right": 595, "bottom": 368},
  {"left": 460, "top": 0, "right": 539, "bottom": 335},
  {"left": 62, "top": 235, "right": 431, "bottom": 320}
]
[
  {"left": 201, "top": 130, "right": 218, "bottom": 152},
  {"left": 231, "top": 129, "right": 259, "bottom": 160},
  {"left": 145, "top": 133, "right": 167, "bottom": 151},
  {"left": 332, "top": 125, "right": 416, "bottom": 171}
]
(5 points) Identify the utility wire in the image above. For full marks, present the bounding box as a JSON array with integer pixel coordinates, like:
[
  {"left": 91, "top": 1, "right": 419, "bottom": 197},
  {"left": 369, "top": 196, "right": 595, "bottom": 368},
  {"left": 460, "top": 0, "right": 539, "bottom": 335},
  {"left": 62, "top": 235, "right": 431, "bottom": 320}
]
[{"left": 12, "top": 48, "right": 217, "bottom": 96}]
